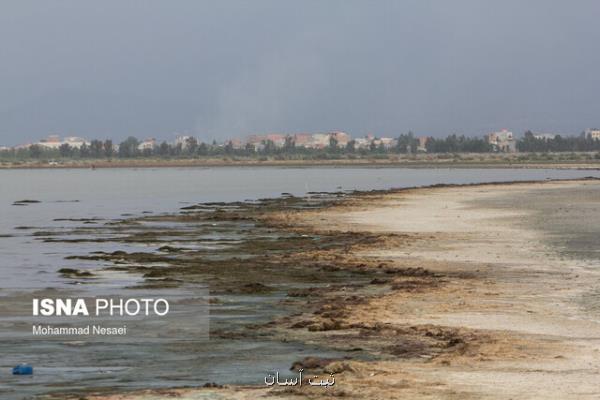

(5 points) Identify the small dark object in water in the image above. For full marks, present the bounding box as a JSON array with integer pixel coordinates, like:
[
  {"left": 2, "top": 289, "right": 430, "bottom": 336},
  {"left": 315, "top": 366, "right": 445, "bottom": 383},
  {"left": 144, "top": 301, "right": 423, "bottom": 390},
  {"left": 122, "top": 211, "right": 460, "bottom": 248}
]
[
  {"left": 158, "top": 245, "right": 184, "bottom": 253},
  {"left": 58, "top": 268, "right": 94, "bottom": 278},
  {"left": 12, "top": 364, "right": 33, "bottom": 375},
  {"left": 12, "top": 199, "right": 41, "bottom": 206}
]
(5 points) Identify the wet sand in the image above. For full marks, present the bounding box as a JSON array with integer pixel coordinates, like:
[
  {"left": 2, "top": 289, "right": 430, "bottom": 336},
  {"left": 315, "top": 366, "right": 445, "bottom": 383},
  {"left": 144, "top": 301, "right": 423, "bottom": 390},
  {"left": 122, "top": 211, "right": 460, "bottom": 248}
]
[{"left": 52, "top": 179, "right": 600, "bottom": 400}]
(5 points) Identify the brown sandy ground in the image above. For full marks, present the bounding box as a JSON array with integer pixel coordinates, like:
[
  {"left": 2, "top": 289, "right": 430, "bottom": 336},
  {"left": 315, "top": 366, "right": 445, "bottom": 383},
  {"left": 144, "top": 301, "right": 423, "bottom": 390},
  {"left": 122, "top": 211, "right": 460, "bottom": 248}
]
[{"left": 56, "top": 179, "right": 600, "bottom": 400}]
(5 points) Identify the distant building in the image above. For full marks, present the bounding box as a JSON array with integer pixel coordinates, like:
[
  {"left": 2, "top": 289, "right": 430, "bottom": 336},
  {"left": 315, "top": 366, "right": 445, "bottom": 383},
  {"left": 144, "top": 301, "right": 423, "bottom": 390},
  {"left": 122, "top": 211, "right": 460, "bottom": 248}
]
[
  {"left": 307, "top": 133, "right": 330, "bottom": 149},
  {"left": 353, "top": 137, "right": 372, "bottom": 150},
  {"left": 43, "top": 135, "right": 60, "bottom": 144},
  {"left": 36, "top": 135, "right": 90, "bottom": 149},
  {"left": 245, "top": 134, "right": 265, "bottom": 151},
  {"left": 62, "top": 137, "right": 89, "bottom": 149},
  {"left": 266, "top": 134, "right": 286, "bottom": 148},
  {"left": 138, "top": 138, "right": 157, "bottom": 151},
  {"left": 372, "top": 137, "right": 397, "bottom": 149},
  {"left": 242, "top": 131, "right": 352, "bottom": 150},
  {"left": 246, "top": 134, "right": 264, "bottom": 143},
  {"left": 245, "top": 133, "right": 286, "bottom": 149},
  {"left": 417, "top": 136, "right": 428, "bottom": 152},
  {"left": 329, "top": 131, "right": 350, "bottom": 148},
  {"left": 585, "top": 129, "right": 600, "bottom": 140},
  {"left": 533, "top": 133, "right": 559, "bottom": 141},
  {"left": 293, "top": 133, "right": 313, "bottom": 147},
  {"left": 174, "top": 135, "right": 193, "bottom": 149},
  {"left": 487, "top": 129, "right": 516, "bottom": 152},
  {"left": 229, "top": 138, "right": 244, "bottom": 150}
]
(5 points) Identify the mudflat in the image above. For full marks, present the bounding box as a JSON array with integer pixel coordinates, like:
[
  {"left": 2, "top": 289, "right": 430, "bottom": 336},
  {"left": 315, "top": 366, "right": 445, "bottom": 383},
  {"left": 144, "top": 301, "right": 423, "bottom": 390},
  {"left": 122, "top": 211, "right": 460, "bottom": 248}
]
[{"left": 58, "top": 179, "right": 600, "bottom": 400}]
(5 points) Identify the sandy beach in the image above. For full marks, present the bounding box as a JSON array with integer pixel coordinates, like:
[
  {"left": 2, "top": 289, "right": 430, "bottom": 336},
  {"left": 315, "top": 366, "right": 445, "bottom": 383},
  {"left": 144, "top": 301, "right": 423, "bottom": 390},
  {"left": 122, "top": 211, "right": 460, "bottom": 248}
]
[
  {"left": 51, "top": 179, "right": 600, "bottom": 400},
  {"left": 280, "top": 179, "right": 600, "bottom": 399}
]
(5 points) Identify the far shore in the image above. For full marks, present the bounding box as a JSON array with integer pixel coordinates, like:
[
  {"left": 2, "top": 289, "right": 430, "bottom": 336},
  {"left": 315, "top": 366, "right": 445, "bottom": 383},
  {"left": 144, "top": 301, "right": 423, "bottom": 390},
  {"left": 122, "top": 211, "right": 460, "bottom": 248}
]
[
  {"left": 2, "top": 155, "right": 600, "bottom": 170},
  {"left": 49, "top": 178, "right": 600, "bottom": 400}
]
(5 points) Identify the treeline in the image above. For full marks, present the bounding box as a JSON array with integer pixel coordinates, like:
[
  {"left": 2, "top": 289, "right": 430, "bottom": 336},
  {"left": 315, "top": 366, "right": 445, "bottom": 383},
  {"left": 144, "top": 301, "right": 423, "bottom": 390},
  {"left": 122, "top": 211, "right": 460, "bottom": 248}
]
[
  {"left": 2, "top": 132, "right": 600, "bottom": 161},
  {"left": 517, "top": 131, "right": 600, "bottom": 152},
  {"left": 424, "top": 135, "right": 492, "bottom": 153},
  {"left": 10, "top": 139, "right": 117, "bottom": 159}
]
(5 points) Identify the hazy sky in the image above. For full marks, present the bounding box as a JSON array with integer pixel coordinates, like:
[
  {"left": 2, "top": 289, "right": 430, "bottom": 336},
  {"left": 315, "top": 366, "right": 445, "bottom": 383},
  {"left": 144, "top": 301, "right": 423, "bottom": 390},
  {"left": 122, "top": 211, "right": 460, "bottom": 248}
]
[{"left": 1, "top": 0, "right": 599, "bottom": 145}]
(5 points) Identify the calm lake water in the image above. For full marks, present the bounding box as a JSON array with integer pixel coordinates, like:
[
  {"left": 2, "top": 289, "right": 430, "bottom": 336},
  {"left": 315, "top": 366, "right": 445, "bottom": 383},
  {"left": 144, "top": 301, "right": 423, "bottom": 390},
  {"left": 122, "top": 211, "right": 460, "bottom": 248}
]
[{"left": 1, "top": 166, "right": 599, "bottom": 399}]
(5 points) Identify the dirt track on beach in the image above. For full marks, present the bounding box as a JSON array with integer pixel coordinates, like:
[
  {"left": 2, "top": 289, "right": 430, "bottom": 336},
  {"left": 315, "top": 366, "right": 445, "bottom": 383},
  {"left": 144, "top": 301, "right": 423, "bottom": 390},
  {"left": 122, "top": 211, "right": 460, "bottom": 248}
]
[{"left": 60, "top": 179, "right": 600, "bottom": 400}]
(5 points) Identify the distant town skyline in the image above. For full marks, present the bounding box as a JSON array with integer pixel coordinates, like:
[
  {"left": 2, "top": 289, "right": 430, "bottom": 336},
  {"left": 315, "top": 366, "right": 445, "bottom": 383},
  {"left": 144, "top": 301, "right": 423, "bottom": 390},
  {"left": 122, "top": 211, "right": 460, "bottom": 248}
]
[
  {"left": 1, "top": 1, "right": 600, "bottom": 146},
  {"left": 2, "top": 127, "right": 598, "bottom": 150},
  {"left": 5, "top": 128, "right": 600, "bottom": 157}
]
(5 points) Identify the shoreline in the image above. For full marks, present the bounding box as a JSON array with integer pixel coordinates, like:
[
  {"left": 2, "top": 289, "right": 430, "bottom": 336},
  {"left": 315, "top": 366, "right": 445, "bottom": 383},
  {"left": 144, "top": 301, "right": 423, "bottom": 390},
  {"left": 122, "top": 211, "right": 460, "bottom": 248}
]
[
  {"left": 2, "top": 157, "right": 600, "bottom": 170},
  {"left": 264, "top": 178, "right": 600, "bottom": 399},
  {"left": 43, "top": 178, "right": 600, "bottom": 400}
]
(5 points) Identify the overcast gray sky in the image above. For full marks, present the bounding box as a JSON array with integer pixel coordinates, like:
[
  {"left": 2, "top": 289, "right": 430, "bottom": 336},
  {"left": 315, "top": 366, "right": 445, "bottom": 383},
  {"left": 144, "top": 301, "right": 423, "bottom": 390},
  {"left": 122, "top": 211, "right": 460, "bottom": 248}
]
[{"left": 1, "top": 0, "right": 599, "bottom": 145}]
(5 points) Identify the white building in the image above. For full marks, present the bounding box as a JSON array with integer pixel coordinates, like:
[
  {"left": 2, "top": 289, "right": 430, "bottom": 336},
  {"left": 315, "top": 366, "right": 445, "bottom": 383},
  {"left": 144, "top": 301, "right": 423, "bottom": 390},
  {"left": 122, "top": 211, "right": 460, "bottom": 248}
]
[
  {"left": 62, "top": 137, "right": 90, "bottom": 149},
  {"left": 353, "top": 137, "right": 371, "bottom": 150},
  {"left": 487, "top": 129, "right": 516, "bottom": 152},
  {"left": 533, "top": 133, "right": 558, "bottom": 140},
  {"left": 36, "top": 135, "right": 90, "bottom": 149},
  {"left": 585, "top": 129, "right": 600, "bottom": 140},
  {"left": 372, "top": 137, "right": 397, "bottom": 149},
  {"left": 138, "top": 138, "right": 157, "bottom": 151},
  {"left": 308, "top": 133, "right": 330, "bottom": 149},
  {"left": 417, "top": 136, "right": 428, "bottom": 152},
  {"left": 175, "top": 135, "right": 194, "bottom": 149}
]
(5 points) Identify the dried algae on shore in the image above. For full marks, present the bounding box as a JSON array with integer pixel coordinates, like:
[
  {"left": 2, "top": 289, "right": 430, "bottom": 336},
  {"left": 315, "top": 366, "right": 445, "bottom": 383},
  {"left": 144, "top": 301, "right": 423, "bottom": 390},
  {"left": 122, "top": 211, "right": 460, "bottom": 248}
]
[{"left": 45, "top": 179, "right": 600, "bottom": 400}]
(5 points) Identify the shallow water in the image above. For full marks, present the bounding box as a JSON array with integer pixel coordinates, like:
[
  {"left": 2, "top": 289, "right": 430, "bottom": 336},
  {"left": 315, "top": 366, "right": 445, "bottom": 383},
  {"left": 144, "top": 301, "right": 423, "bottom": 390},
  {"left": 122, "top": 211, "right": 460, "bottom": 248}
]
[{"left": 1, "top": 167, "right": 599, "bottom": 399}]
